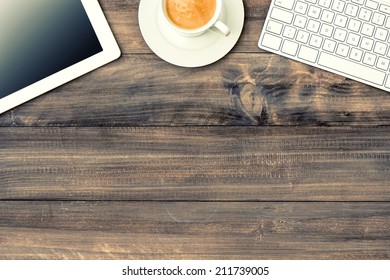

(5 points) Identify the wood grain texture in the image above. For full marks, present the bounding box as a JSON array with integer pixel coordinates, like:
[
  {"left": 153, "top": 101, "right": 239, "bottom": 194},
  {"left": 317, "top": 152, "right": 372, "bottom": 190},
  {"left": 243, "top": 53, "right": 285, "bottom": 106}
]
[
  {"left": 1, "top": 54, "right": 390, "bottom": 127},
  {"left": 2, "top": 127, "right": 390, "bottom": 201},
  {"left": 0, "top": 201, "right": 389, "bottom": 259}
]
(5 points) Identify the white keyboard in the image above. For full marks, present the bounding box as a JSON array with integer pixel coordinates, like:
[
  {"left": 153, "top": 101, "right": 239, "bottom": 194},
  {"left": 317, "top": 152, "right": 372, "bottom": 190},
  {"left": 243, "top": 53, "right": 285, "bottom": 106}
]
[{"left": 259, "top": 0, "right": 390, "bottom": 92}]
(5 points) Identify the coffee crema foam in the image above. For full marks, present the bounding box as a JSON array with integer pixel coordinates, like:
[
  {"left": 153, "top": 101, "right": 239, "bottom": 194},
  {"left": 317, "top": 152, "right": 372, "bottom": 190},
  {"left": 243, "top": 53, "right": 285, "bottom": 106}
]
[{"left": 166, "top": 0, "right": 217, "bottom": 30}]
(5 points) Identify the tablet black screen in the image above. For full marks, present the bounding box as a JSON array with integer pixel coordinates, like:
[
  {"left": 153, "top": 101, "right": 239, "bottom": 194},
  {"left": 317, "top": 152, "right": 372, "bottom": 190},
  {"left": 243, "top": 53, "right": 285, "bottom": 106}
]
[{"left": 0, "top": 0, "right": 103, "bottom": 99}]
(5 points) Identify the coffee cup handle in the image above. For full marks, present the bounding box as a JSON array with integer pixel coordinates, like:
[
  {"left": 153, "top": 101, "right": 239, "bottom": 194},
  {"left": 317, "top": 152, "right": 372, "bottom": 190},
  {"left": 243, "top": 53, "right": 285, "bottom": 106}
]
[{"left": 212, "top": 20, "right": 231, "bottom": 37}]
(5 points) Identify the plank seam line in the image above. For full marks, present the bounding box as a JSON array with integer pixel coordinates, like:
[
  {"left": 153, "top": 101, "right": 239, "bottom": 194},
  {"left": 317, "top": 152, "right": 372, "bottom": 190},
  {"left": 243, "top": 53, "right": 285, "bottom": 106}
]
[
  {"left": 2, "top": 125, "right": 390, "bottom": 128},
  {"left": 0, "top": 199, "right": 388, "bottom": 203}
]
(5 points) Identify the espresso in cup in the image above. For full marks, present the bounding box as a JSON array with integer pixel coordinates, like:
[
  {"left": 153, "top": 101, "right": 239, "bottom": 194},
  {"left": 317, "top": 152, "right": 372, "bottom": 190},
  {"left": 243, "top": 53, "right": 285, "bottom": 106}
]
[
  {"left": 165, "top": 0, "right": 217, "bottom": 30},
  {"left": 161, "top": 0, "right": 231, "bottom": 37}
]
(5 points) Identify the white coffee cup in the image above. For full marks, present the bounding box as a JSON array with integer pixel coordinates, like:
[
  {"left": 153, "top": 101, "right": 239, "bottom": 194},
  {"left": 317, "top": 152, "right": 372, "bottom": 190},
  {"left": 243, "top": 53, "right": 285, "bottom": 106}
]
[{"left": 160, "top": 0, "right": 231, "bottom": 37}]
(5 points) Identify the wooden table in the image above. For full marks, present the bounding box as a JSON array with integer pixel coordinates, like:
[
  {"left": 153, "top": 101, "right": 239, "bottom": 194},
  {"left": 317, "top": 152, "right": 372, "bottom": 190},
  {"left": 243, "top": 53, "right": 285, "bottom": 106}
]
[{"left": 1, "top": 0, "right": 389, "bottom": 259}]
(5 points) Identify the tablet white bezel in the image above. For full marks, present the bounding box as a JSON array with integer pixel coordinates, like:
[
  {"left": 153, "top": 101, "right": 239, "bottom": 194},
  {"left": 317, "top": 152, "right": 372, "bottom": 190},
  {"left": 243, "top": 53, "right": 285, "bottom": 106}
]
[{"left": 0, "top": 0, "right": 121, "bottom": 114}]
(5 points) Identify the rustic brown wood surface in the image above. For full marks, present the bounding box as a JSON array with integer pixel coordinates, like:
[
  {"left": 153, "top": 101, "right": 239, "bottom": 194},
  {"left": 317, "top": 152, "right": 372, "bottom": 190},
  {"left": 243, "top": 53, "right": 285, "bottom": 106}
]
[
  {"left": 0, "top": 0, "right": 389, "bottom": 259},
  {"left": 1, "top": 201, "right": 389, "bottom": 259}
]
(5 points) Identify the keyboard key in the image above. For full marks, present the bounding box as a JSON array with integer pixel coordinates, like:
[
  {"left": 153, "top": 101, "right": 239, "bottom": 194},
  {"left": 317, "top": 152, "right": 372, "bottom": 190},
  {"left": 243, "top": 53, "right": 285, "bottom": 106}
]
[
  {"left": 318, "top": 52, "right": 386, "bottom": 85},
  {"left": 308, "top": 6, "right": 322, "bottom": 18},
  {"left": 336, "top": 43, "right": 350, "bottom": 57},
  {"left": 294, "top": 15, "right": 308, "bottom": 28},
  {"left": 358, "top": 8, "right": 373, "bottom": 21},
  {"left": 334, "top": 28, "right": 347, "bottom": 41},
  {"left": 305, "top": 0, "right": 317, "bottom": 3},
  {"left": 374, "top": 41, "right": 387, "bottom": 55},
  {"left": 361, "top": 23, "right": 375, "bottom": 36},
  {"left": 332, "top": 0, "right": 346, "bottom": 12},
  {"left": 320, "top": 24, "right": 334, "bottom": 37},
  {"left": 310, "top": 34, "right": 323, "bottom": 47},
  {"left": 350, "top": 48, "right": 363, "bottom": 61},
  {"left": 372, "top": 12, "right": 386, "bottom": 26},
  {"left": 266, "top": 20, "right": 284, "bottom": 34},
  {"left": 385, "top": 76, "right": 390, "bottom": 88},
  {"left": 298, "top": 45, "right": 319, "bottom": 62},
  {"left": 374, "top": 27, "right": 388, "bottom": 41},
  {"left": 386, "top": 17, "right": 390, "bottom": 28},
  {"left": 348, "top": 19, "right": 361, "bottom": 32},
  {"left": 270, "top": 7, "right": 294, "bottom": 24},
  {"left": 275, "top": 0, "right": 295, "bottom": 10},
  {"left": 361, "top": 37, "right": 374, "bottom": 50},
  {"left": 318, "top": 0, "right": 331, "bottom": 8},
  {"left": 377, "top": 57, "right": 390, "bottom": 71},
  {"left": 335, "top": 14, "right": 348, "bottom": 27},
  {"left": 352, "top": 0, "right": 365, "bottom": 5},
  {"left": 295, "top": 1, "right": 309, "bottom": 14},
  {"left": 321, "top": 10, "right": 335, "bottom": 23},
  {"left": 307, "top": 19, "right": 321, "bottom": 32},
  {"left": 366, "top": 0, "right": 379, "bottom": 9},
  {"left": 347, "top": 33, "right": 361, "bottom": 46},
  {"left": 379, "top": 4, "right": 390, "bottom": 15},
  {"left": 261, "top": 33, "right": 282, "bottom": 50},
  {"left": 283, "top": 26, "right": 297, "bottom": 39},
  {"left": 363, "top": 53, "right": 377, "bottom": 66},
  {"left": 345, "top": 3, "right": 359, "bottom": 17},
  {"left": 297, "top": 30, "right": 310, "bottom": 43},
  {"left": 282, "top": 40, "right": 299, "bottom": 56},
  {"left": 323, "top": 39, "right": 336, "bottom": 52}
]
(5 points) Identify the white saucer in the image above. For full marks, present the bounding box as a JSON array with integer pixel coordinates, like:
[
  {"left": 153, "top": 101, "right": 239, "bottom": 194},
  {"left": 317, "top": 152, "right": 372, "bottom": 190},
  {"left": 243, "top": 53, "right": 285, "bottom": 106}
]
[{"left": 138, "top": 0, "right": 245, "bottom": 68}]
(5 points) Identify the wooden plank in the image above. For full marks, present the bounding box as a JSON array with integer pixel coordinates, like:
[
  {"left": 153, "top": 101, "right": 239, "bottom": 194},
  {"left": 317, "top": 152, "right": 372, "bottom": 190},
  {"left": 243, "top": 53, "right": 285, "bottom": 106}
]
[
  {"left": 1, "top": 127, "right": 390, "bottom": 201},
  {"left": 0, "top": 201, "right": 388, "bottom": 259},
  {"left": 1, "top": 54, "right": 389, "bottom": 127},
  {"left": 100, "top": 0, "right": 268, "bottom": 54}
]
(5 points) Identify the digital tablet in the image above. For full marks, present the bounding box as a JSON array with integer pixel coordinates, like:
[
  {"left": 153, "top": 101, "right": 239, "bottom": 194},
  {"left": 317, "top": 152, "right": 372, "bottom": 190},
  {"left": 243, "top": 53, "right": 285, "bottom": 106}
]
[{"left": 0, "top": 0, "right": 121, "bottom": 114}]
